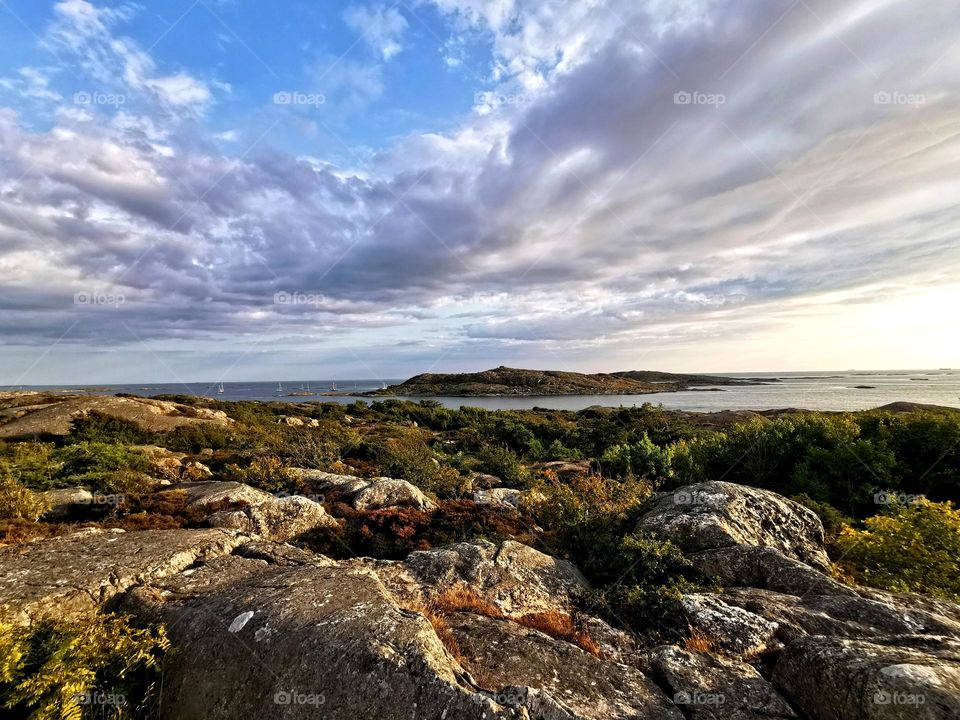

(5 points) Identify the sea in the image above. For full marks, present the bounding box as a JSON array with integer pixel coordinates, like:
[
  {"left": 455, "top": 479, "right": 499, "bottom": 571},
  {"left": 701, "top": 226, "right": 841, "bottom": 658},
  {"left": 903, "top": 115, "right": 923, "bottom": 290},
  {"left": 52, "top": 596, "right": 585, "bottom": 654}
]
[{"left": 6, "top": 370, "right": 960, "bottom": 412}]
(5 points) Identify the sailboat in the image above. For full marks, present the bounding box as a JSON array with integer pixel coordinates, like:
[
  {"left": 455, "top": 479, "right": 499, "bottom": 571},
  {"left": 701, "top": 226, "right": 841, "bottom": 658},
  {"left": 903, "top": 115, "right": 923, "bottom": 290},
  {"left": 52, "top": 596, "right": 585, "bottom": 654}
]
[
  {"left": 217, "top": 383, "right": 225, "bottom": 394},
  {"left": 276, "top": 382, "right": 283, "bottom": 394},
  {"left": 330, "top": 381, "right": 337, "bottom": 391}
]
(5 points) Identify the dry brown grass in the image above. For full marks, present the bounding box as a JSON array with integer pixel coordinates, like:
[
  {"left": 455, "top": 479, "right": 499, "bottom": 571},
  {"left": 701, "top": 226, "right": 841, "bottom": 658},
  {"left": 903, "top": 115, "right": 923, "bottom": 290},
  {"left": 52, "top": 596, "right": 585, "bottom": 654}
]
[
  {"left": 683, "top": 626, "right": 717, "bottom": 654},
  {"left": 517, "top": 610, "right": 603, "bottom": 658},
  {"left": 428, "top": 585, "right": 503, "bottom": 619}
]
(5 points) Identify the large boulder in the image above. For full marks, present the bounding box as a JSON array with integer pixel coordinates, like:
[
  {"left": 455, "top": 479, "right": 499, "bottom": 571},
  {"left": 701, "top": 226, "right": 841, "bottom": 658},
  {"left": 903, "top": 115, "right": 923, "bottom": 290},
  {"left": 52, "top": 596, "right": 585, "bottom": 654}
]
[
  {"left": 351, "top": 478, "right": 437, "bottom": 512},
  {"left": 208, "top": 495, "right": 339, "bottom": 542},
  {"left": 0, "top": 528, "right": 249, "bottom": 624},
  {"left": 369, "top": 539, "right": 589, "bottom": 618},
  {"left": 173, "top": 481, "right": 274, "bottom": 508},
  {"left": 646, "top": 645, "right": 797, "bottom": 720},
  {"left": 773, "top": 635, "right": 960, "bottom": 720},
  {"left": 638, "top": 482, "right": 830, "bottom": 570},
  {"left": 447, "top": 611, "right": 683, "bottom": 720},
  {"left": 290, "top": 470, "right": 438, "bottom": 511},
  {"left": 41, "top": 486, "right": 94, "bottom": 520}
]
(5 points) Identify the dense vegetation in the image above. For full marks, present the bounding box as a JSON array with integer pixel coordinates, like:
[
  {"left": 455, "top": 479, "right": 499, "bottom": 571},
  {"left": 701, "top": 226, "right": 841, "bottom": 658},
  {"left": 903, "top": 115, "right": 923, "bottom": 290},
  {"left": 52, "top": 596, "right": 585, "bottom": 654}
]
[
  {"left": 3, "top": 398, "right": 960, "bottom": 644},
  {"left": 0, "top": 613, "right": 167, "bottom": 720}
]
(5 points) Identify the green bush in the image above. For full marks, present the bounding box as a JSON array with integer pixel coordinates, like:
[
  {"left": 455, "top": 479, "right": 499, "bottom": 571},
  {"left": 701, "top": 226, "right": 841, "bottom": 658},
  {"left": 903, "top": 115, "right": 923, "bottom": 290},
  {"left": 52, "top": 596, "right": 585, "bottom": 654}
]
[
  {"left": 224, "top": 456, "right": 303, "bottom": 494},
  {"left": 600, "top": 433, "right": 673, "bottom": 482},
  {"left": 66, "top": 413, "right": 156, "bottom": 446},
  {"left": 474, "top": 446, "right": 526, "bottom": 487},
  {"left": 52, "top": 443, "right": 152, "bottom": 495},
  {"left": 0, "top": 613, "right": 168, "bottom": 720},
  {"left": 0, "top": 443, "right": 58, "bottom": 490},
  {"left": 0, "top": 475, "right": 50, "bottom": 521},
  {"left": 364, "top": 430, "right": 467, "bottom": 497},
  {"left": 834, "top": 498, "right": 960, "bottom": 600}
]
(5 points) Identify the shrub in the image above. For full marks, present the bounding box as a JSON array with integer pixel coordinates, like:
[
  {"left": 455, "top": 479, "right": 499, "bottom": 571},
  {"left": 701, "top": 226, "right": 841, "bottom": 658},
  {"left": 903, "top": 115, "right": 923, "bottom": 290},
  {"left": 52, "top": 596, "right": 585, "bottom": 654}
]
[
  {"left": 0, "top": 475, "right": 50, "bottom": 521},
  {"left": 834, "top": 498, "right": 960, "bottom": 600},
  {"left": 364, "top": 430, "right": 467, "bottom": 497},
  {"left": 0, "top": 612, "right": 168, "bottom": 720},
  {"left": 600, "top": 434, "right": 673, "bottom": 482},
  {"left": 53, "top": 443, "right": 152, "bottom": 495},
  {"left": 590, "top": 533, "right": 702, "bottom": 643},
  {"left": 66, "top": 412, "right": 156, "bottom": 445},
  {"left": 474, "top": 446, "right": 526, "bottom": 487},
  {"left": 224, "top": 456, "right": 302, "bottom": 494},
  {"left": 0, "top": 443, "right": 58, "bottom": 490}
]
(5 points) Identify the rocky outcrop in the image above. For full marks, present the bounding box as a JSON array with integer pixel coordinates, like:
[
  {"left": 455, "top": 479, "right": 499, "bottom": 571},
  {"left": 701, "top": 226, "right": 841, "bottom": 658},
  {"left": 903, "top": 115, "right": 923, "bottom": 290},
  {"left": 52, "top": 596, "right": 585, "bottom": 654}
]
[
  {"left": 208, "top": 495, "right": 339, "bottom": 542},
  {"left": 638, "top": 482, "right": 830, "bottom": 570},
  {"left": 773, "top": 635, "right": 960, "bottom": 720},
  {"left": 352, "top": 478, "right": 437, "bottom": 511},
  {"left": 647, "top": 646, "right": 797, "bottom": 720},
  {"left": 174, "top": 481, "right": 274, "bottom": 508},
  {"left": 0, "top": 392, "right": 231, "bottom": 438},
  {"left": 41, "top": 486, "right": 94, "bottom": 520},
  {"left": 0, "top": 528, "right": 249, "bottom": 624},
  {"left": 448, "top": 612, "right": 683, "bottom": 719},
  {"left": 291, "top": 469, "right": 437, "bottom": 511},
  {"left": 473, "top": 487, "right": 524, "bottom": 511},
  {"left": 4, "top": 476, "right": 960, "bottom": 720},
  {"left": 688, "top": 546, "right": 855, "bottom": 597},
  {"left": 368, "top": 539, "right": 589, "bottom": 618},
  {"left": 680, "top": 594, "right": 779, "bottom": 657},
  {"left": 124, "top": 554, "right": 519, "bottom": 720}
]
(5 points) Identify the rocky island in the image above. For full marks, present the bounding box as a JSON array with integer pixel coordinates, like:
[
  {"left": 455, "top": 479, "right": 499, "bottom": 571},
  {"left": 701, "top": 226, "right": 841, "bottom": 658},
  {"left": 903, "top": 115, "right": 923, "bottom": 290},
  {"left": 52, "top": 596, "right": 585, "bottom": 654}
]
[{"left": 369, "top": 366, "right": 772, "bottom": 397}]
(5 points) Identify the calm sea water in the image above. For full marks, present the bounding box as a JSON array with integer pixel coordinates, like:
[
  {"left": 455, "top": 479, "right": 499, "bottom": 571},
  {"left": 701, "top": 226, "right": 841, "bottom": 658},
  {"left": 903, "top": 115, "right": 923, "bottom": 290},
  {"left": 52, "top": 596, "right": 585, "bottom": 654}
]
[{"left": 7, "top": 370, "right": 960, "bottom": 412}]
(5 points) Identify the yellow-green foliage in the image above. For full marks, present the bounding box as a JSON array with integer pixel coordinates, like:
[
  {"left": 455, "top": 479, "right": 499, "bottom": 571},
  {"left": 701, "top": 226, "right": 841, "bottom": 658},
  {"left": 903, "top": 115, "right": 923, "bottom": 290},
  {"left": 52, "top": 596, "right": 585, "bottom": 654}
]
[
  {"left": 0, "top": 613, "right": 168, "bottom": 720},
  {"left": 834, "top": 498, "right": 960, "bottom": 600},
  {"left": 0, "top": 475, "right": 50, "bottom": 521}
]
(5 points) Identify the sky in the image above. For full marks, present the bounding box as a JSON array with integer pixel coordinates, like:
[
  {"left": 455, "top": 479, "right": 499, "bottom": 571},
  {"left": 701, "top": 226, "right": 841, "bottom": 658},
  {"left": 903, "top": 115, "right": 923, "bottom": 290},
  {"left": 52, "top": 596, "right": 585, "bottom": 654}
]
[{"left": 0, "top": 0, "right": 958, "bottom": 384}]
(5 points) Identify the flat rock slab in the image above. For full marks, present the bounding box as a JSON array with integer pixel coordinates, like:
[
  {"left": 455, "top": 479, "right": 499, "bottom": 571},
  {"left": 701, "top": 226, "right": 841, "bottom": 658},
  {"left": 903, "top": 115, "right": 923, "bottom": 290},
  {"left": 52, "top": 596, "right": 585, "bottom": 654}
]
[
  {"left": 719, "top": 587, "right": 960, "bottom": 646},
  {"left": 0, "top": 528, "right": 249, "bottom": 624},
  {"left": 368, "top": 539, "right": 590, "bottom": 618},
  {"left": 773, "top": 635, "right": 960, "bottom": 720},
  {"left": 124, "top": 555, "right": 515, "bottom": 720},
  {"left": 647, "top": 645, "right": 797, "bottom": 720},
  {"left": 448, "top": 612, "right": 683, "bottom": 720}
]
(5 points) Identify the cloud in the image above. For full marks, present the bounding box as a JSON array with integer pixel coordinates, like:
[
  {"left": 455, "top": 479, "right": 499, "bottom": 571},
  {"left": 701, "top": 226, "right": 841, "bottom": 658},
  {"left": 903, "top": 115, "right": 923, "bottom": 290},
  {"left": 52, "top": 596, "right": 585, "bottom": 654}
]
[
  {"left": 343, "top": 3, "right": 409, "bottom": 61},
  {"left": 45, "top": 0, "right": 214, "bottom": 112},
  {"left": 2, "top": 0, "right": 960, "bottom": 381}
]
